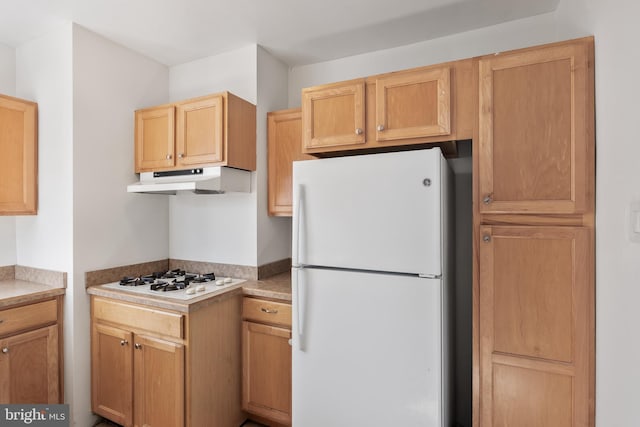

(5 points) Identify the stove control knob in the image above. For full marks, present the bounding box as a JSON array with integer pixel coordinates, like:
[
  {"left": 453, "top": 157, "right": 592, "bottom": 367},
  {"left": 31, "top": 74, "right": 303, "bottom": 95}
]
[
  {"left": 215, "top": 279, "right": 224, "bottom": 286},
  {"left": 186, "top": 288, "right": 196, "bottom": 295},
  {"left": 196, "top": 285, "right": 206, "bottom": 292},
  {"left": 224, "top": 277, "right": 232, "bottom": 284}
]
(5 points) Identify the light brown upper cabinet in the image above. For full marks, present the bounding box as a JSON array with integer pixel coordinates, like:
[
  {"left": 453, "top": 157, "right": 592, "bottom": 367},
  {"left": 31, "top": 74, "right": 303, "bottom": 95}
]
[
  {"left": 301, "top": 60, "right": 472, "bottom": 156},
  {"left": 302, "top": 79, "right": 366, "bottom": 150},
  {"left": 268, "top": 108, "right": 313, "bottom": 216},
  {"left": 0, "top": 94, "right": 38, "bottom": 215},
  {"left": 135, "top": 92, "right": 256, "bottom": 173},
  {"left": 477, "top": 38, "right": 594, "bottom": 214},
  {"left": 375, "top": 66, "right": 451, "bottom": 141}
]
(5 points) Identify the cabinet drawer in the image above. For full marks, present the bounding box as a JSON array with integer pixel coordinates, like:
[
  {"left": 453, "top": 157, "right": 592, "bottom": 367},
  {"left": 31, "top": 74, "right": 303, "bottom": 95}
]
[
  {"left": 0, "top": 299, "right": 57, "bottom": 337},
  {"left": 243, "top": 298, "right": 291, "bottom": 328},
  {"left": 93, "top": 297, "right": 184, "bottom": 339}
]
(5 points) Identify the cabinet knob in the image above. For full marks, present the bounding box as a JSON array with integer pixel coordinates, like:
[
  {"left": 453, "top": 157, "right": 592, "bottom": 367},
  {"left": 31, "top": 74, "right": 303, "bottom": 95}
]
[
  {"left": 483, "top": 235, "right": 491, "bottom": 243},
  {"left": 178, "top": 153, "right": 184, "bottom": 159},
  {"left": 288, "top": 339, "right": 292, "bottom": 346},
  {"left": 483, "top": 195, "right": 492, "bottom": 204},
  {"left": 134, "top": 343, "right": 142, "bottom": 350},
  {"left": 355, "top": 128, "right": 363, "bottom": 135},
  {"left": 377, "top": 124, "right": 385, "bottom": 131},
  {"left": 166, "top": 154, "right": 172, "bottom": 160},
  {"left": 1, "top": 347, "right": 8, "bottom": 354},
  {"left": 120, "top": 340, "right": 128, "bottom": 346}
]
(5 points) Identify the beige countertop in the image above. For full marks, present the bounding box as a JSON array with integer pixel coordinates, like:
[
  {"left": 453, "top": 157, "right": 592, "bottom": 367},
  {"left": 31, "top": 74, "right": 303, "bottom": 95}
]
[
  {"left": 86, "top": 271, "right": 292, "bottom": 313},
  {"left": 242, "top": 272, "right": 292, "bottom": 301},
  {"left": 0, "top": 279, "right": 66, "bottom": 309}
]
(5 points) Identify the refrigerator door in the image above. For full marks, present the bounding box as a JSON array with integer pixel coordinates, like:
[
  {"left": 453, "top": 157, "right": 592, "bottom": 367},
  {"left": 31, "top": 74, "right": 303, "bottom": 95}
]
[
  {"left": 293, "top": 148, "right": 443, "bottom": 276},
  {"left": 292, "top": 267, "right": 443, "bottom": 426}
]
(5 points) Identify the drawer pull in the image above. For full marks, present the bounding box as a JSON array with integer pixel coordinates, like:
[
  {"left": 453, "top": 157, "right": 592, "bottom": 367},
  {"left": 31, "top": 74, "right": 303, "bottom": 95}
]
[
  {"left": 1, "top": 347, "right": 8, "bottom": 354},
  {"left": 120, "top": 340, "right": 128, "bottom": 346},
  {"left": 261, "top": 307, "right": 279, "bottom": 314}
]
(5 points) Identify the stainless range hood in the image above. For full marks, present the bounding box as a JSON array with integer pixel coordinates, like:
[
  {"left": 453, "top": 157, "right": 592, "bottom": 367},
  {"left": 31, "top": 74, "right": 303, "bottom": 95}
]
[{"left": 127, "top": 167, "right": 251, "bottom": 195}]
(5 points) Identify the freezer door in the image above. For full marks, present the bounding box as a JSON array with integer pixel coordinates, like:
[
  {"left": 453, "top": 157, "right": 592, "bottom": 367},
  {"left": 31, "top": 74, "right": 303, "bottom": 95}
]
[
  {"left": 293, "top": 148, "right": 443, "bottom": 276},
  {"left": 292, "top": 267, "right": 443, "bottom": 426}
]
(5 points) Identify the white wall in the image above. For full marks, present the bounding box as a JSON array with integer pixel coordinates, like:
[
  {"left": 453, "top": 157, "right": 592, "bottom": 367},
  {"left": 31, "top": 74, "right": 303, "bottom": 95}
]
[
  {"left": 0, "top": 42, "right": 16, "bottom": 266},
  {"left": 71, "top": 25, "right": 170, "bottom": 426},
  {"left": 256, "top": 46, "right": 291, "bottom": 265},
  {"left": 15, "top": 24, "right": 74, "bottom": 273},
  {"left": 168, "top": 46, "right": 259, "bottom": 266}
]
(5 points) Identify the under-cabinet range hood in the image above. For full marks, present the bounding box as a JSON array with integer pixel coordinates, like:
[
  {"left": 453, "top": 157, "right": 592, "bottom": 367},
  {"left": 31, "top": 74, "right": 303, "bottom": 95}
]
[{"left": 127, "top": 167, "right": 251, "bottom": 195}]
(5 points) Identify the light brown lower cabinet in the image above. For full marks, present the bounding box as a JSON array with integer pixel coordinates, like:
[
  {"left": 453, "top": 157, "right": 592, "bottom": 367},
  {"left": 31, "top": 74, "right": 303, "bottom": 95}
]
[
  {"left": 242, "top": 297, "right": 292, "bottom": 426},
  {"left": 478, "top": 226, "right": 593, "bottom": 426},
  {"left": 0, "top": 297, "right": 62, "bottom": 404},
  {"left": 91, "top": 292, "right": 243, "bottom": 427}
]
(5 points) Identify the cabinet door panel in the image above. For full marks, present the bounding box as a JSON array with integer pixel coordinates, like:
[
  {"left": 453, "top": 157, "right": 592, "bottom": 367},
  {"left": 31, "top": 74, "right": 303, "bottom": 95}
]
[
  {"left": 0, "top": 325, "right": 58, "bottom": 404},
  {"left": 375, "top": 67, "right": 451, "bottom": 141},
  {"left": 92, "top": 324, "right": 133, "bottom": 427},
  {"left": 479, "top": 226, "right": 592, "bottom": 427},
  {"left": 302, "top": 80, "right": 365, "bottom": 150},
  {"left": 135, "top": 106, "right": 175, "bottom": 172},
  {"left": 242, "top": 321, "right": 291, "bottom": 425},
  {"left": 0, "top": 95, "right": 37, "bottom": 214},
  {"left": 134, "top": 335, "right": 184, "bottom": 427},
  {"left": 267, "top": 109, "right": 313, "bottom": 216},
  {"left": 176, "top": 95, "right": 224, "bottom": 167},
  {"left": 478, "top": 41, "right": 593, "bottom": 214}
]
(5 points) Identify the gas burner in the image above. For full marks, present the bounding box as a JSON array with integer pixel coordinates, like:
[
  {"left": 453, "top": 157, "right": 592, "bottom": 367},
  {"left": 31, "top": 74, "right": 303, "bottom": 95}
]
[
  {"left": 189, "top": 273, "right": 216, "bottom": 284},
  {"left": 150, "top": 280, "right": 189, "bottom": 292},
  {"left": 119, "top": 276, "right": 154, "bottom": 286}
]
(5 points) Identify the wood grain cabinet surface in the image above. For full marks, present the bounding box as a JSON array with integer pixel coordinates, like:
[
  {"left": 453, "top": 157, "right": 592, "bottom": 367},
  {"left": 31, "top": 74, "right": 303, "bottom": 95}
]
[
  {"left": 242, "top": 296, "right": 292, "bottom": 426},
  {"left": 0, "top": 94, "right": 38, "bottom": 215},
  {"left": 91, "top": 293, "right": 243, "bottom": 427},
  {"left": 135, "top": 92, "right": 256, "bottom": 173},
  {"left": 0, "top": 297, "right": 62, "bottom": 404},
  {"left": 301, "top": 60, "right": 473, "bottom": 156},
  {"left": 267, "top": 108, "right": 313, "bottom": 217},
  {"left": 474, "top": 37, "right": 595, "bottom": 427}
]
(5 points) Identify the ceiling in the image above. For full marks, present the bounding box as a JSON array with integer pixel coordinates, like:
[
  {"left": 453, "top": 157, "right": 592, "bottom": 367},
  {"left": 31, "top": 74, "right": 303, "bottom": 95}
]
[{"left": 0, "top": 0, "right": 560, "bottom": 67}]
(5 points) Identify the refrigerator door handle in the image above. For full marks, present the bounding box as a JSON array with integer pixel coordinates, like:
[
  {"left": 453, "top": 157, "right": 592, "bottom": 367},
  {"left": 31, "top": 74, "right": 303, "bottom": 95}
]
[
  {"left": 292, "top": 184, "right": 305, "bottom": 268},
  {"left": 293, "top": 266, "right": 306, "bottom": 351}
]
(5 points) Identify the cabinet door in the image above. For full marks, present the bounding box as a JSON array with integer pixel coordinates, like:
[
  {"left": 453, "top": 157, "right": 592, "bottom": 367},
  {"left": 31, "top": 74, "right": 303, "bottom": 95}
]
[
  {"left": 175, "top": 95, "right": 224, "bottom": 167},
  {"left": 0, "top": 325, "right": 58, "bottom": 404},
  {"left": 479, "top": 226, "right": 593, "bottom": 427},
  {"left": 242, "top": 321, "right": 292, "bottom": 425},
  {"left": 92, "top": 323, "right": 133, "bottom": 427},
  {"left": 302, "top": 79, "right": 365, "bottom": 150},
  {"left": 0, "top": 94, "right": 37, "bottom": 215},
  {"left": 478, "top": 40, "right": 594, "bottom": 214},
  {"left": 375, "top": 67, "right": 451, "bottom": 141},
  {"left": 134, "top": 335, "right": 184, "bottom": 427},
  {"left": 267, "top": 109, "right": 313, "bottom": 216},
  {"left": 135, "top": 106, "right": 175, "bottom": 172}
]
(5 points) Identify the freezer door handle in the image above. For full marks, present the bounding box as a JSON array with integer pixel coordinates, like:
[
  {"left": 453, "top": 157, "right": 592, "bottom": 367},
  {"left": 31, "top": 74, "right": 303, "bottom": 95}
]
[{"left": 292, "top": 184, "right": 305, "bottom": 267}]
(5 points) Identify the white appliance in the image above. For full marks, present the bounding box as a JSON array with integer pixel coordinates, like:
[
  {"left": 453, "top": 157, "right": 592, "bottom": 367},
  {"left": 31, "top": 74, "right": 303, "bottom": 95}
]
[
  {"left": 127, "top": 166, "right": 252, "bottom": 194},
  {"left": 292, "top": 147, "right": 452, "bottom": 427}
]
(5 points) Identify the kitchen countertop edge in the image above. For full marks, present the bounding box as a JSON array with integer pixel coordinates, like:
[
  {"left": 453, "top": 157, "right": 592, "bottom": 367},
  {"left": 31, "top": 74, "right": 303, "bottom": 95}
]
[{"left": 0, "top": 280, "right": 66, "bottom": 309}]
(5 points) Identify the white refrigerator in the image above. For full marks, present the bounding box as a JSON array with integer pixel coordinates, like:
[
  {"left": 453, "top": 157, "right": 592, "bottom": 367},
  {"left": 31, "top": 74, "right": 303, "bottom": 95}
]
[{"left": 292, "top": 147, "right": 453, "bottom": 427}]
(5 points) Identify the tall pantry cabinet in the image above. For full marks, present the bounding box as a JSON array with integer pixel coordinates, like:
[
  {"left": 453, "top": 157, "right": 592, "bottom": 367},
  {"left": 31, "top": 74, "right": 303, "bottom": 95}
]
[{"left": 473, "top": 37, "right": 595, "bottom": 426}]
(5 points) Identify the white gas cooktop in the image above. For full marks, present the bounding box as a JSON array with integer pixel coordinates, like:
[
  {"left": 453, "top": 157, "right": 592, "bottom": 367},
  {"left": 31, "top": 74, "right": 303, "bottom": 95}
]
[{"left": 101, "top": 276, "right": 246, "bottom": 300}]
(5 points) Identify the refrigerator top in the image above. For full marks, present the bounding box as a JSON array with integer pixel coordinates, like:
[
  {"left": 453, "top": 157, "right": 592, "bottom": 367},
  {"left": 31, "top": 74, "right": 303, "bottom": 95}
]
[{"left": 293, "top": 147, "right": 450, "bottom": 276}]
